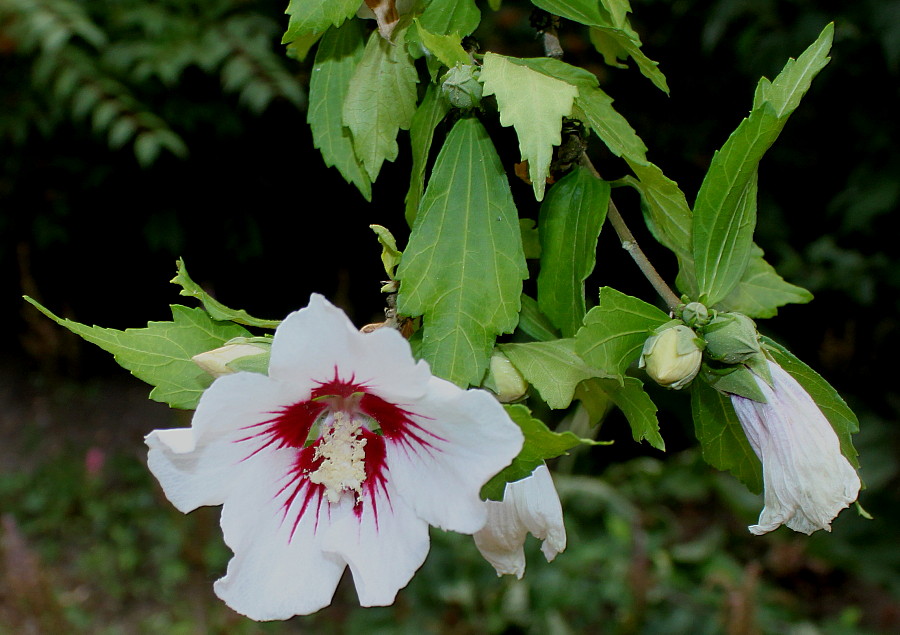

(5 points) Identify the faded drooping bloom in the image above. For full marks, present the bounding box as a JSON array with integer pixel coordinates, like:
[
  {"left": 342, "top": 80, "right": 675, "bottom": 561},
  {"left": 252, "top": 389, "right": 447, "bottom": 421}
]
[
  {"left": 730, "top": 360, "right": 860, "bottom": 535},
  {"left": 145, "top": 295, "right": 524, "bottom": 620},
  {"left": 473, "top": 464, "right": 566, "bottom": 579}
]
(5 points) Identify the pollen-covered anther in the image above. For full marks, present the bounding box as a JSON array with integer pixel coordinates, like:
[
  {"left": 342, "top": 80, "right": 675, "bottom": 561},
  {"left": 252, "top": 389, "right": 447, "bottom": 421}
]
[{"left": 308, "top": 410, "right": 368, "bottom": 504}]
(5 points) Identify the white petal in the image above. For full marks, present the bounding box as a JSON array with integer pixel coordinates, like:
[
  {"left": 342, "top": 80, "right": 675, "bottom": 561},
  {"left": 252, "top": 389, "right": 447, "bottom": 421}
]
[
  {"left": 386, "top": 380, "right": 524, "bottom": 535},
  {"left": 144, "top": 372, "right": 296, "bottom": 513},
  {"left": 731, "top": 361, "right": 860, "bottom": 535},
  {"left": 269, "top": 294, "right": 432, "bottom": 402},
  {"left": 473, "top": 464, "right": 566, "bottom": 578},
  {"left": 215, "top": 449, "right": 346, "bottom": 620},
  {"left": 322, "top": 485, "right": 431, "bottom": 606}
]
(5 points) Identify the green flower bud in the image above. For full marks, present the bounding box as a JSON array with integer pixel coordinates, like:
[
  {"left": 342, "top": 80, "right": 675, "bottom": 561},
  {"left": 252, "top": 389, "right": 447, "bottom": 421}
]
[
  {"left": 701, "top": 312, "right": 761, "bottom": 364},
  {"left": 639, "top": 324, "right": 703, "bottom": 390},
  {"left": 482, "top": 351, "right": 528, "bottom": 403},
  {"left": 441, "top": 64, "right": 483, "bottom": 109},
  {"left": 192, "top": 342, "right": 269, "bottom": 378},
  {"left": 681, "top": 302, "right": 710, "bottom": 328}
]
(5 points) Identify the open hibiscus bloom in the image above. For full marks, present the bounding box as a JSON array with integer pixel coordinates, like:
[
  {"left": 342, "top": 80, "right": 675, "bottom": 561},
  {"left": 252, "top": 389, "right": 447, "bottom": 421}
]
[
  {"left": 145, "top": 294, "right": 523, "bottom": 620},
  {"left": 731, "top": 360, "right": 860, "bottom": 535},
  {"left": 473, "top": 463, "right": 566, "bottom": 578}
]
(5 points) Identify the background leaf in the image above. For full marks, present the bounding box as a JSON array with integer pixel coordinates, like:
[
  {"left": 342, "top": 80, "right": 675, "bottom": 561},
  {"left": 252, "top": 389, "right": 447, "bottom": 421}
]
[
  {"left": 282, "top": 0, "right": 359, "bottom": 44},
  {"left": 396, "top": 118, "right": 527, "bottom": 387}
]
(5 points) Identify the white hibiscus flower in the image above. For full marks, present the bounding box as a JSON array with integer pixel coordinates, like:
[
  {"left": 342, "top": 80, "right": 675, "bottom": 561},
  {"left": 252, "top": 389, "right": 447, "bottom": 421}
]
[
  {"left": 731, "top": 360, "right": 860, "bottom": 535},
  {"left": 145, "top": 294, "right": 523, "bottom": 620},
  {"left": 473, "top": 463, "right": 566, "bottom": 579}
]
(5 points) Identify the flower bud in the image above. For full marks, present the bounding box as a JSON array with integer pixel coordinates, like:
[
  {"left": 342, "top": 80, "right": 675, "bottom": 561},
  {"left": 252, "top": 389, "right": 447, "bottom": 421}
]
[
  {"left": 681, "top": 302, "right": 710, "bottom": 328},
  {"left": 441, "top": 64, "right": 483, "bottom": 109},
  {"left": 639, "top": 324, "right": 703, "bottom": 390},
  {"left": 483, "top": 352, "right": 528, "bottom": 402},
  {"left": 192, "top": 342, "right": 269, "bottom": 378},
  {"left": 702, "top": 312, "right": 761, "bottom": 364}
]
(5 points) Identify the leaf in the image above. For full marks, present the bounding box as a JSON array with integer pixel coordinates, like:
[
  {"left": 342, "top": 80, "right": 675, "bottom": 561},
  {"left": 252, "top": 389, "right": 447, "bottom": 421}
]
[
  {"left": 520, "top": 219, "right": 541, "bottom": 259},
  {"left": 537, "top": 167, "right": 610, "bottom": 337},
  {"left": 481, "top": 404, "right": 599, "bottom": 500},
  {"left": 575, "top": 287, "right": 671, "bottom": 380},
  {"left": 343, "top": 28, "right": 419, "bottom": 182},
  {"left": 369, "top": 224, "right": 402, "bottom": 280},
  {"left": 530, "top": 0, "right": 609, "bottom": 27},
  {"left": 501, "top": 338, "right": 603, "bottom": 409},
  {"left": 575, "top": 86, "right": 648, "bottom": 165},
  {"left": 308, "top": 21, "right": 372, "bottom": 201},
  {"left": 717, "top": 244, "right": 813, "bottom": 318},
  {"left": 761, "top": 337, "right": 860, "bottom": 469},
  {"left": 414, "top": 20, "right": 471, "bottom": 69},
  {"left": 396, "top": 118, "right": 527, "bottom": 387},
  {"left": 516, "top": 294, "right": 560, "bottom": 342},
  {"left": 595, "top": 376, "right": 664, "bottom": 450},
  {"left": 589, "top": 26, "right": 668, "bottom": 94},
  {"left": 480, "top": 52, "right": 578, "bottom": 201},
  {"left": 171, "top": 259, "right": 281, "bottom": 329},
  {"left": 420, "top": 0, "right": 481, "bottom": 36},
  {"left": 405, "top": 83, "right": 450, "bottom": 226},
  {"left": 691, "top": 379, "right": 763, "bottom": 493},
  {"left": 25, "top": 298, "right": 251, "bottom": 410},
  {"left": 693, "top": 24, "right": 833, "bottom": 306},
  {"left": 282, "top": 0, "right": 360, "bottom": 44}
]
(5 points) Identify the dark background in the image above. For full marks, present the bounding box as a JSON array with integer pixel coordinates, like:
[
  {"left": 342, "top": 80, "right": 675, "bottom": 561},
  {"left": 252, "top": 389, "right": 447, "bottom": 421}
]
[{"left": 2, "top": 0, "right": 898, "bottom": 632}]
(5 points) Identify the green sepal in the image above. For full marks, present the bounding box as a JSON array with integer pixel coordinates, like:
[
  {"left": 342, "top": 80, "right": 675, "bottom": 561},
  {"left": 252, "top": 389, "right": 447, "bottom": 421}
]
[
  {"left": 480, "top": 403, "right": 605, "bottom": 501},
  {"left": 701, "top": 362, "right": 768, "bottom": 403},
  {"left": 171, "top": 258, "right": 281, "bottom": 329},
  {"left": 25, "top": 297, "right": 251, "bottom": 410}
]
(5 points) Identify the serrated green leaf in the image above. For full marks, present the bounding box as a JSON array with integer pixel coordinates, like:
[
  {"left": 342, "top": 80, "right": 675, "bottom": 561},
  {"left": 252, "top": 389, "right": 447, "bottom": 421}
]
[
  {"left": 480, "top": 52, "right": 578, "bottom": 201},
  {"left": 716, "top": 244, "right": 813, "bottom": 318},
  {"left": 308, "top": 21, "right": 372, "bottom": 200},
  {"left": 761, "top": 337, "right": 860, "bottom": 469},
  {"left": 530, "top": 0, "right": 609, "bottom": 27},
  {"left": 343, "top": 28, "right": 419, "bottom": 182},
  {"left": 285, "top": 30, "right": 324, "bottom": 61},
  {"left": 25, "top": 298, "right": 251, "bottom": 409},
  {"left": 691, "top": 378, "right": 763, "bottom": 493},
  {"left": 405, "top": 84, "right": 450, "bottom": 226},
  {"left": 516, "top": 294, "right": 560, "bottom": 342},
  {"left": 575, "top": 86, "right": 648, "bottom": 165},
  {"left": 369, "top": 224, "right": 402, "bottom": 280},
  {"left": 414, "top": 20, "right": 470, "bottom": 69},
  {"left": 589, "top": 26, "right": 668, "bottom": 94},
  {"left": 282, "top": 0, "right": 359, "bottom": 44},
  {"left": 575, "top": 287, "right": 671, "bottom": 380},
  {"left": 693, "top": 24, "right": 833, "bottom": 306},
  {"left": 538, "top": 167, "right": 610, "bottom": 337},
  {"left": 171, "top": 259, "right": 281, "bottom": 329},
  {"left": 595, "top": 376, "right": 664, "bottom": 450},
  {"left": 481, "top": 403, "right": 598, "bottom": 500},
  {"left": 396, "top": 118, "right": 527, "bottom": 387},
  {"left": 420, "top": 0, "right": 481, "bottom": 36},
  {"left": 501, "top": 338, "right": 604, "bottom": 410}
]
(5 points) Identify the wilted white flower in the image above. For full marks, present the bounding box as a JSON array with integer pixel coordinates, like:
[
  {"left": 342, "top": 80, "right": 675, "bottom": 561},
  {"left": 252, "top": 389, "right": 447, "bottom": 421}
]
[
  {"left": 731, "top": 360, "right": 860, "bottom": 535},
  {"left": 473, "top": 464, "right": 566, "bottom": 578},
  {"left": 145, "top": 294, "right": 523, "bottom": 620}
]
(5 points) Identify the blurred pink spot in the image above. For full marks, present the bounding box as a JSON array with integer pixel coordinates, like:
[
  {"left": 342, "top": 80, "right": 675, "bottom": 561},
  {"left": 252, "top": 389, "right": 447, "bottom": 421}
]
[{"left": 85, "top": 447, "right": 105, "bottom": 477}]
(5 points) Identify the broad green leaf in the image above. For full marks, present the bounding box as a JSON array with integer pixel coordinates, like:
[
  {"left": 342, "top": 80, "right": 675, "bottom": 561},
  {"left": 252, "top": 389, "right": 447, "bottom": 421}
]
[
  {"left": 369, "top": 224, "right": 402, "bottom": 280},
  {"left": 717, "top": 244, "right": 813, "bottom": 318},
  {"left": 420, "top": 0, "right": 480, "bottom": 36},
  {"left": 693, "top": 24, "right": 833, "bottom": 306},
  {"left": 516, "top": 294, "right": 560, "bottom": 342},
  {"left": 596, "top": 376, "right": 664, "bottom": 450},
  {"left": 171, "top": 259, "right": 281, "bottom": 329},
  {"left": 530, "top": 0, "right": 609, "bottom": 27},
  {"left": 308, "top": 21, "right": 372, "bottom": 200},
  {"left": 285, "top": 30, "right": 324, "bottom": 61},
  {"left": 343, "top": 28, "right": 419, "bottom": 182},
  {"left": 508, "top": 56, "right": 600, "bottom": 88},
  {"left": 405, "top": 84, "right": 450, "bottom": 226},
  {"left": 520, "top": 218, "right": 541, "bottom": 259},
  {"left": 414, "top": 20, "right": 470, "bottom": 69},
  {"left": 589, "top": 27, "right": 669, "bottom": 94},
  {"left": 691, "top": 378, "right": 763, "bottom": 493},
  {"left": 282, "top": 0, "right": 359, "bottom": 44},
  {"left": 396, "top": 118, "right": 527, "bottom": 387},
  {"left": 501, "top": 338, "right": 604, "bottom": 409},
  {"left": 761, "top": 337, "right": 860, "bottom": 469},
  {"left": 482, "top": 404, "right": 599, "bottom": 500},
  {"left": 574, "top": 377, "right": 614, "bottom": 425},
  {"left": 575, "top": 287, "right": 671, "bottom": 380},
  {"left": 25, "top": 299, "right": 251, "bottom": 410},
  {"left": 480, "top": 52, "right": 578, "bottom": 201},
  {"left": 537, "top": 167, "right": 610, "bottom": 337},
  {"left": 620, "top": 160, "right": 695, "bottom": 295},
  {"left": 575, "top": 86, "right": 648, "bottom": 165}
]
